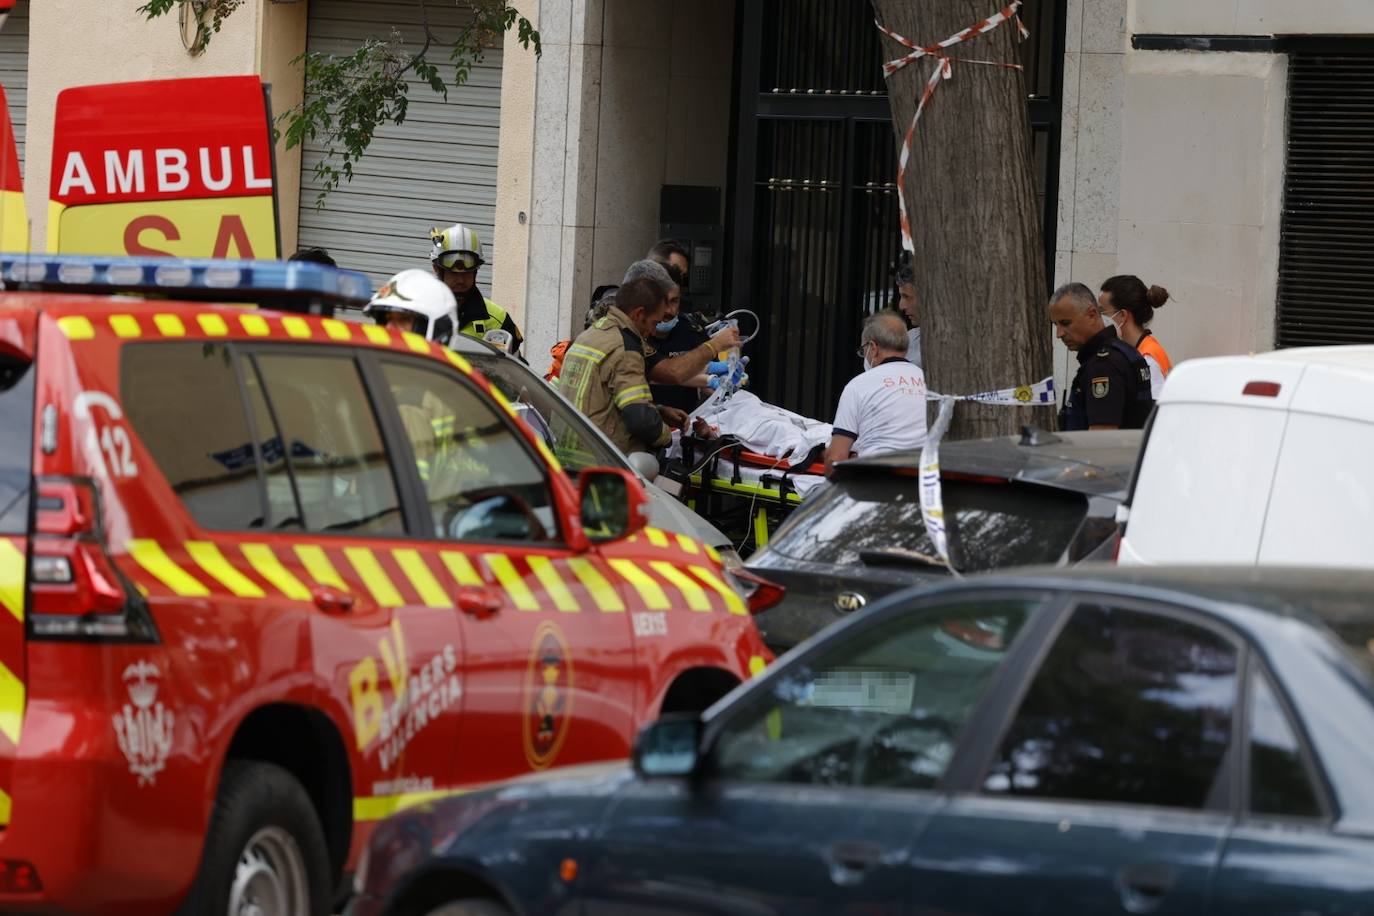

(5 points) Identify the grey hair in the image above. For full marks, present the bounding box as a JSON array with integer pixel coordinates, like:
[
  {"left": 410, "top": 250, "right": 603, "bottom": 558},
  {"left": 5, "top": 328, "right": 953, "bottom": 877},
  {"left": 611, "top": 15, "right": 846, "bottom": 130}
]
[
  {"left": 622, "top": 259, "right": 675, "bottom": 294},
  {"left": 862, "top": 310, "right": 909, "bottom": 353},
  {"left": 1050, "top": 282, "right": 1098, "bottom": 315}
]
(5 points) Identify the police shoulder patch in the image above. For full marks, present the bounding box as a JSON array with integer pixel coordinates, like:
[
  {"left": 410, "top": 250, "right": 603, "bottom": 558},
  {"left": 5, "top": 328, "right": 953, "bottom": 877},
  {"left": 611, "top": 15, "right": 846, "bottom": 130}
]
[
  {"left": 1091, "top": 376, "right": 1110, "bottom": 399},
  {"left": 1096, "top": 348, "right": 1110, "bottom": 358}
]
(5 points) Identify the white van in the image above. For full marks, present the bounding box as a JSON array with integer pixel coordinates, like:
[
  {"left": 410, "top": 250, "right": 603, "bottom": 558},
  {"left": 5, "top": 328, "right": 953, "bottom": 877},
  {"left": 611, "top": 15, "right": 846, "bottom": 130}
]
[{"left": 1119, "top": 346, "right": 1374, "bottom": 567}]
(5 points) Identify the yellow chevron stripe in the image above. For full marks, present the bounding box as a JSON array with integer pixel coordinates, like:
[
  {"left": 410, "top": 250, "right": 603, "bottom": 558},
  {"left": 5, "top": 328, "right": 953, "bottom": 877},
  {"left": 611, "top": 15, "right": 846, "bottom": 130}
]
[
  {"left": 608, "top": 559, "right": 670, "bottom": 611},
  {"left": 749, "top": 655, "right": 769, "bottom": 677},
  {"left": 354, "top": 786, "right": 470, "bottom": 822},
  {"left": 649, "top": 561, "right": 712, "bottom": 612},
  {"left": 526, "top": 557, "right": 579, "bottom": 613},
  {"left": 240, "top": 314, "right": 271, "bottom": 337},
  {"left": 402, "top": 332, "right": 431, "bottom": 354},
  {"left": 688, "top": 565, "right": 748, "bottom": 616},
  {"left": 393, "top": 549, "right": 452, "bottom": 609},
  {"left": 705, "top": 544, "right": 722, "bottom": 563},
  {"left": 675, "top": 534, "right": 700, "bottom": 554},
  {"left": 0, "top": 539, "right": 23, "bottom": 622},
  {"left": 154, "top": 314, "right": 186, "bottom": 337},
  {"left": 295, "top": 544, "right": 349, "bottom": 592},
  {"left": 241, "top": 544, "right": 311, "bottom": 601},
  {"left": 444, "top": 350, "right": 473, "bottom": 374},
  {"left": 0, "top": 786, "right": 11, "bottom": 825},
  {"left": 565, "top": 557, "right": 624, "bottom": 612},
  {"left": 644, "top": 527, "right": 670, "bottom": 548},
  {"left": 282, "top": 316, "right": 312, "bottom": 339},
  {"left": 321, "top": 318, "right": 353, "bottom": 341},
  {"left": 185, "top": 541, "right": 265, "bottom": 598},
  {"left": 127, "top": 540, "right": 209, "bottom": 596},
  {"left": 484, "top": 554, "right": 539, "bottom": 611},
  {"left": 198, "top": 314, "right": 229, "bottom": 337},
  {"left": 487, "top": 386, "right": 520, "bottom": 419},
  {"left": 344, "top": 548, "right": 403, "bottom": 607},
  {"left": 363, "top": 325, "right": 392, "bottom": 346},
  {"left": 109, "top": 314, "right": 142, "bottom": 338},
  {"left": 440, "top": 550, "right": 483, "bottom": 587},
  {"left": 57, "top": 316, "right": 94, "bottom": 340},
  {"left": 0, "top": 662, "right": 23, "bottom": 745}
]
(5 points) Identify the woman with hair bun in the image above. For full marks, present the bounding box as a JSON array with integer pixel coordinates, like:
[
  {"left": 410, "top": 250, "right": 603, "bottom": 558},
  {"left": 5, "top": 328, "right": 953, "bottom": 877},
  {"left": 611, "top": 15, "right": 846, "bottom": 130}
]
[{"left": 1099, "top": 275, "right": 1172, "bottom": 398}]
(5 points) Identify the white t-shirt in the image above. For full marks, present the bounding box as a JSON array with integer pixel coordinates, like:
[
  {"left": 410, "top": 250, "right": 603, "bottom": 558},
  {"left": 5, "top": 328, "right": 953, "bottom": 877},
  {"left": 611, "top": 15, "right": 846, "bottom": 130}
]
[{"left": 832, "top": 358, "right": 928, "bottom": 457}]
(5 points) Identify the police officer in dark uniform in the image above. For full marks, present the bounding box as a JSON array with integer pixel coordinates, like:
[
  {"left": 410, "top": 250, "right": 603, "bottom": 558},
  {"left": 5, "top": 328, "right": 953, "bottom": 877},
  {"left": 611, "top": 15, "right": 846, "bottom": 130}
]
[{"left": 1049, "top": 282, "right": 1154, "bottom": 430}]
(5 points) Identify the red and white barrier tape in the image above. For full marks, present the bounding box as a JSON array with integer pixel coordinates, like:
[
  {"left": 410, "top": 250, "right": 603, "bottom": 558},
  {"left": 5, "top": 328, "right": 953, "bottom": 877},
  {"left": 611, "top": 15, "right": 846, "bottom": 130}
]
[{"left": 875, "top": 2, "right": 1029, "bottom": 253}]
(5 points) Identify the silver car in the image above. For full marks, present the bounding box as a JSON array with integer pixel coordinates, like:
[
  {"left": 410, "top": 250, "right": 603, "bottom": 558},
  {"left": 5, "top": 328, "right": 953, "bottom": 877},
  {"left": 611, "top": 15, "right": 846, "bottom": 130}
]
[{"left": 449, "top": 336, "right": 741, "bottom": 566}]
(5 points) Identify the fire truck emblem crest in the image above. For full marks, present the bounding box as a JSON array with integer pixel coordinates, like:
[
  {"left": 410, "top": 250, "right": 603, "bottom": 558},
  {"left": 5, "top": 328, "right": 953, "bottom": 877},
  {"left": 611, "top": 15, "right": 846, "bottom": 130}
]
[
  {"left": 112, "top": 660, "right": 175, "bottom": 786},
  {"left": 522, "top": 622, "right": 574, "bottom": 771}
]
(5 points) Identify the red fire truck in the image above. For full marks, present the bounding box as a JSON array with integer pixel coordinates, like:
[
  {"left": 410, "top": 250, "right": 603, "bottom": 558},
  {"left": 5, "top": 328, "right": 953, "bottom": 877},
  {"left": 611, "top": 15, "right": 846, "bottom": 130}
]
[{"left": 0, "top": 255, "right": 771, "bottom": 914}]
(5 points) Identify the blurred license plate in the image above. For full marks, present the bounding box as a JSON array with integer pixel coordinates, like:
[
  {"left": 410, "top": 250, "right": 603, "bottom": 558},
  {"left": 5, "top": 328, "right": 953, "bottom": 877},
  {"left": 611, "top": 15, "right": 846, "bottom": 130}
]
[{"left": 810, "top": 669, "right": 915, "bottom": 711}]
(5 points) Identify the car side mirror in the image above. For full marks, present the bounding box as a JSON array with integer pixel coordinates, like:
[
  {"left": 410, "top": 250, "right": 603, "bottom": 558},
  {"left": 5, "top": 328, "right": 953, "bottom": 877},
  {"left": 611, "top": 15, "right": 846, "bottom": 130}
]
[
  {"left": 627, "top": 450, "right": 660, "bottom": 483},
  {"left": 633, "top": 713, "right": 703, "bottom": 778},
  {"left": 578, "top": 467, "right": 650, "bottom": 542}
]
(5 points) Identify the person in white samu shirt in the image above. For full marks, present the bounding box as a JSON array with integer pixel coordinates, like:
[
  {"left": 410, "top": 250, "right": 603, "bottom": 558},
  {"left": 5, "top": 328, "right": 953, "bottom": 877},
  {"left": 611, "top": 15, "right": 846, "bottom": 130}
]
[{"left": 823, "top": 310, "right": 928, "bottom": 475}]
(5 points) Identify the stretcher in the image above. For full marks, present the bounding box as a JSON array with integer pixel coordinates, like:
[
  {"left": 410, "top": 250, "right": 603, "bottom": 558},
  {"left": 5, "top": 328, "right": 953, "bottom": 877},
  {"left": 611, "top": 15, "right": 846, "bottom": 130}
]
[{"left": 671, "top": 436, "right": 828, "bottom": 557}]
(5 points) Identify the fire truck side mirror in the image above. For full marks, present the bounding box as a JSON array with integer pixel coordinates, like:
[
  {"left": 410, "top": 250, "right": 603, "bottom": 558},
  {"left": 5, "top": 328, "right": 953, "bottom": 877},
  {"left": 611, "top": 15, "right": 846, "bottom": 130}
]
[{"left": 578, "top": 468, "right": 650, "bottom": 543}]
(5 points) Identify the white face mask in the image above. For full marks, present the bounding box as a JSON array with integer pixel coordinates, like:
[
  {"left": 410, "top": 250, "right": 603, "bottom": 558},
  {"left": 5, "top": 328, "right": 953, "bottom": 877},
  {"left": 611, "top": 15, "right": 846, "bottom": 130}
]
[
  {"left": 861, "top": 343, "right": 874, "bottom": 371},
  {"left": 1102, "top": 310, "right": 1122, "bottom": 331}
]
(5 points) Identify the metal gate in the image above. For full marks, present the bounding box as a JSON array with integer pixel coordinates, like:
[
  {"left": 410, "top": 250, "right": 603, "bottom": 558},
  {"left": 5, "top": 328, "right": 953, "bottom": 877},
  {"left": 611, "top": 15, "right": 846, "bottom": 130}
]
[
  {"left": 1276, "top": 47, "right": 1374, "bottom": 347},
  {"left": 0, "top": 1, "right": 27, "bottom": 170},
  {"left": 297, "top": 0, "right": 502, "bottom": 287},
  {"left": 728, "top": 0, "right": 1066, "bottom": 420}
]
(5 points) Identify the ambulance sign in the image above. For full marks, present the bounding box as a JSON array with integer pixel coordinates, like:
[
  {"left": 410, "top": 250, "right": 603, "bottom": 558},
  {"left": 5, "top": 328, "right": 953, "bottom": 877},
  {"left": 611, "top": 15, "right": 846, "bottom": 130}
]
[{"left": 50, "top": 76, "right": 279, "bottom": 259}]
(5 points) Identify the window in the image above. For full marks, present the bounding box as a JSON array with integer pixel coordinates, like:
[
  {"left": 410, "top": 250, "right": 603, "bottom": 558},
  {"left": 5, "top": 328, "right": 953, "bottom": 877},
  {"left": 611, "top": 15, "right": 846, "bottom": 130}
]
[
  {"left": 122, "top": 343, "right": 264, "bottom": 530},
  {"left": 466, "top": 351, "right": 623, "bottom": 476},
  {"left": 1249, "top": 666, "right": 1323, "bottom": 819},
  {"left": 768, "top": 473, "right": 1088, "bottom": 573},
  {"left": 251, "top": 352, "right": 404, "bottom": 535},
  {"left": 380, "top": 360, "right": 557, "bottom": 542},
  {"left": 711, "top": 598, "right": 1037, "bottom": 789},
  {"left": 984, "top": 603, "right": 1239, "bottom": 810},
  {"left": 0, "top": 352, "right": 33, "bottom": 534}
]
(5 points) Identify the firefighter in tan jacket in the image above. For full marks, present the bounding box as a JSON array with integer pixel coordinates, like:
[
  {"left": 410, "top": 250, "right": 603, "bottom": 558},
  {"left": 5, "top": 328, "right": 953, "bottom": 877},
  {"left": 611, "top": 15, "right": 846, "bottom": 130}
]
[{"left": 560, "top": 275, "right": 674, "bottom": 456}]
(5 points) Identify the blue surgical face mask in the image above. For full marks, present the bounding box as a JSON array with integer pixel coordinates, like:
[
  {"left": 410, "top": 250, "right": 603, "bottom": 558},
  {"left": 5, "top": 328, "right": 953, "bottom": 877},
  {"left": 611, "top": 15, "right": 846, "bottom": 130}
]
[{"left": 655, "top": 316, "right": 679, "bottom": 335}]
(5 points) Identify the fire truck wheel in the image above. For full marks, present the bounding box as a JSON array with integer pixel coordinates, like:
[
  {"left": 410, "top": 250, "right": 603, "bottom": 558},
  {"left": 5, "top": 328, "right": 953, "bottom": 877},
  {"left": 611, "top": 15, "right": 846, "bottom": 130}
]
[
  {"left": 426, "top": 902, "right": 514, "bottom": 916},
  {"left": 178, "top": 759, "right": 333, "bottom": 916}
]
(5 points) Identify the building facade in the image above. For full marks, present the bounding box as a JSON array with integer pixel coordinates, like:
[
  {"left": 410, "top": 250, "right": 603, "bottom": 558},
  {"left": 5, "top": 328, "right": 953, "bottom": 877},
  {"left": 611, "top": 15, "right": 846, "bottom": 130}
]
[{"left": 8, "top": 0, "right": 1374, "bottom": 419}]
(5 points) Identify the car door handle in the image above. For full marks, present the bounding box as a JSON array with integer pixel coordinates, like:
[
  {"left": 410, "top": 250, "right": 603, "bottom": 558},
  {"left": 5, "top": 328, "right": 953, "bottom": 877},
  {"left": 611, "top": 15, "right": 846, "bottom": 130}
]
[
  {"left": 1117, "top": 863, "right": 1178, "bottom": 915},
  {"left": 310, "top": 586, "right": 355, "bottom": 615},
  {"left": 824, "top": 845, "right": 879, "bottom": 873},
  {"left": 456, "top": 587, "right": 502, "bottom": 620}
]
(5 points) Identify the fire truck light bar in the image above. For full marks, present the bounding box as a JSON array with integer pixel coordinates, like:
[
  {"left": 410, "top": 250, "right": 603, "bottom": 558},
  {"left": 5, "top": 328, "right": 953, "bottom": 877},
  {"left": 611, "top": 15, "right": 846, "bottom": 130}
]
[{"left": 0, "top": 254, "right": 374, "bottom": 310}]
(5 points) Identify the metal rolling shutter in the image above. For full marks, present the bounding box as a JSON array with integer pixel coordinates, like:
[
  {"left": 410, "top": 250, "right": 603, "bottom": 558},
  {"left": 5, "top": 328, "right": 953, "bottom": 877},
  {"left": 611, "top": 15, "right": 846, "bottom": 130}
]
[
  {"left": 1276, "top": 52, "right": 1374, "bottom": 347},
  {"left": 297, "top": 0, "right": 502, "bottom": 289},
  {"left": 0, "top": 1, "right": 27, "bottom": 170}
]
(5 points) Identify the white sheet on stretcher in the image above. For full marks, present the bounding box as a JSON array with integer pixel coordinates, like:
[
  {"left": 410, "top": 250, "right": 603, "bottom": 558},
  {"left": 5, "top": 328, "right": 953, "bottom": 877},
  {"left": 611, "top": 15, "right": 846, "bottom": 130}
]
[
  {"left": 699, "top": 456, "right": 828, "bottom": 499},
  {"left": 677, "top": 390, "right": 832, "bottom": 464}
]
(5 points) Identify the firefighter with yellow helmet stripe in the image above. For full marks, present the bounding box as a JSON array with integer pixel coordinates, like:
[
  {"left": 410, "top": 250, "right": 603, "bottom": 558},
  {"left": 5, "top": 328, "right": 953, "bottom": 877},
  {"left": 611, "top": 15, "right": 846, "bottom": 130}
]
[
  {"left": 366, "top": 270, "right": 474, "bottom": 505},
  {"left": 430, "top": 223, "right": 524, "bottom": 356}
]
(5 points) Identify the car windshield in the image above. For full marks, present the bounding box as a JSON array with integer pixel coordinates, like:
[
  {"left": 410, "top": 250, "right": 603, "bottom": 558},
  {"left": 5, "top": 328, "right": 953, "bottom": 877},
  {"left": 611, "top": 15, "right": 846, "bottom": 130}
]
[
  {"left": 465, "top": 351, "right": 626, "bottom": 476},
  {"left": 769, "top": 473, "right": 1090, "bottom": 572},
  {"left": 0, "top": 353, "right": 34, "bottom": 534}
]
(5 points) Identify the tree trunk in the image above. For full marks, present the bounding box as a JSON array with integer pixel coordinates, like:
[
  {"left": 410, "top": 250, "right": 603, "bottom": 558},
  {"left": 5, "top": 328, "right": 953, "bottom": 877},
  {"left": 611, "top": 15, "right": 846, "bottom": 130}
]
[{"left": 871, "top": 0, "right": 1053, "bottom": 439}]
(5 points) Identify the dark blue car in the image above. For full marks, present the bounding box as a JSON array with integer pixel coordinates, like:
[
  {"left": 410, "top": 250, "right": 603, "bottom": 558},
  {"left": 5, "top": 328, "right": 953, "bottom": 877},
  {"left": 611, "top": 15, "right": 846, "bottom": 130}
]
[{"left": 348, "top": 567, "right": 1374, "bottom": 916}]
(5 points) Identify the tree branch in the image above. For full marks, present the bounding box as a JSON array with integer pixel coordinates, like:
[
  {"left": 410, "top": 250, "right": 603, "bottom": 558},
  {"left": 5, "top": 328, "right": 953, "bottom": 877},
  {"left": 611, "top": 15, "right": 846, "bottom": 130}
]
[{"left": 137, "top": 1, "right": 540, "bottom": 205}]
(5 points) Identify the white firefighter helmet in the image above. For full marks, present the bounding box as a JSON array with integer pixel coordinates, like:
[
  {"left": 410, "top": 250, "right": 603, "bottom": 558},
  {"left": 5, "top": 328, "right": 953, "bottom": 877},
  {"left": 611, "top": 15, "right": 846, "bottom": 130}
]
[
  {"left": 430, "top": 223, "right": 485, "bottom": 272},
  {"left": 364, "top": 269, "right": 458, "bottom": 344}
]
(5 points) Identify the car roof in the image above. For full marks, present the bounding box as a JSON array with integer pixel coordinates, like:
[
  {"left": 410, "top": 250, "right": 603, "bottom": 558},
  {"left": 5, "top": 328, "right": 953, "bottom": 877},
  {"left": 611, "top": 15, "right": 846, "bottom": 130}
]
[
  {"left": 837, "top": 429, "right": 1141, "bottom": 497},
  {"left": 1264, "top": 345, "right": 1374, "bottom": 372},
  {"left": 956, "top": 564, "right": 1374, "bottom": 628}
]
